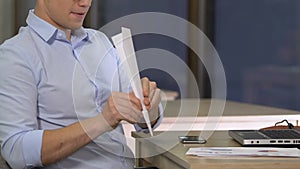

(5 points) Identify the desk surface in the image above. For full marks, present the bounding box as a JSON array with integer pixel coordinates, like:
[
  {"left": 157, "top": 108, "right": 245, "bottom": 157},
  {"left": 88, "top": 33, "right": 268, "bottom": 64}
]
[
  {"left": 163, "top": 99, "right": 299, "bottom": 117},
  {"left": 133, "top": 100, "right": 300, "bottom": 169},
  {"left": 157, "top": 99, "right": 300, "bottom": 132},
  {"left": 123, "top": 99, "right": 300, "bottom": 158},
  {"left": 133, "top": 131, "right": 300, "bottom": 169}
]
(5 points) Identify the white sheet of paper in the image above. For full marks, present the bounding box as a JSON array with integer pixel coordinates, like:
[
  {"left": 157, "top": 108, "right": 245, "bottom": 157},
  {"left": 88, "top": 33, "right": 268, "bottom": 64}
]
[
  {"left": 186, "top": 147, "right": 300, "bottom": 157},
  {"left": 111, "top": 27, "right": 153, "bottom": 136}
]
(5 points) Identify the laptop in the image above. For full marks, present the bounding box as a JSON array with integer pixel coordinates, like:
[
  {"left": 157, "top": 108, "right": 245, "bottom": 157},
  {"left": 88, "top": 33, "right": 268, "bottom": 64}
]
[{"left": 229, "top": 129, "right": 300, "bottom": 147}]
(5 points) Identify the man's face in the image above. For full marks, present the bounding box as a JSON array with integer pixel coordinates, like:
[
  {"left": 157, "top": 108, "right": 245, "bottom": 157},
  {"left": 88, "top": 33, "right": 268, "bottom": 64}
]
[{"left": 40, "top": 0, "right": 92, "bottom": 30}]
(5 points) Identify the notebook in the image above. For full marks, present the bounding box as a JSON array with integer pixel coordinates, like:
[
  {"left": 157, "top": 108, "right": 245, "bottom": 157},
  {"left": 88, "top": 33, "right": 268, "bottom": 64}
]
[{"left": 228, "top": 129, "right": 300, "bottom": 147}]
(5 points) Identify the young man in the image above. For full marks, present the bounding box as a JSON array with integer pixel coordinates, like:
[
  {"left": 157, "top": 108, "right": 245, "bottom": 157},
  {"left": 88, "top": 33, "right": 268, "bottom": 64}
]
[{"left": 0, "top": 0, "right": 162, "bottom": 168}]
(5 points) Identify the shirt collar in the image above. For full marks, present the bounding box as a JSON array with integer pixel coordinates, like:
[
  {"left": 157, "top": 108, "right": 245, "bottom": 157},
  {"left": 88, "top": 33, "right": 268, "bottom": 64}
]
[
  {"left": 72, "top": 28, "right": 88, "bottom": 40},
  {"left": 26, "top": 9, "right": 90, "bottom": 43}
]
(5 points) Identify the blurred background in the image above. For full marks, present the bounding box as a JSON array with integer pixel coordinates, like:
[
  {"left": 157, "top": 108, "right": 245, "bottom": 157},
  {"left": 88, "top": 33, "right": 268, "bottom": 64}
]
[{"left": 1, "top": 0, "right": 300, "bottom": 111}]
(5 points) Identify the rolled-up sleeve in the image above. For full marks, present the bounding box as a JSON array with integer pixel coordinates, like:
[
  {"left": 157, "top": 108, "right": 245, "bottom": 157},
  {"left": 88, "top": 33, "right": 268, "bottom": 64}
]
[
  {"left": 0, "top": 45, "right": 43, "bottom": 168},
  {"left": 1, "top": 130, "right": 43, "bottom": 169},
  {"left": 22, "top": 130, "right": 44, "bottom": 167}
]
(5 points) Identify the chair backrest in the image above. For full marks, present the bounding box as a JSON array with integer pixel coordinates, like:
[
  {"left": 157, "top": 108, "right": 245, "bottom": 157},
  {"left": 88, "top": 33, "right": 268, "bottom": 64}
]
[{"left": 0, "top": 150, "right": 11, "bottom": 169}]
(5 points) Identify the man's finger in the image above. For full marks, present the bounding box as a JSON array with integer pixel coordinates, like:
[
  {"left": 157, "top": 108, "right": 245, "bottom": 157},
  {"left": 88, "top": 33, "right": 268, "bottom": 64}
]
[
  {"left": 149, "top": 88, "right": 155, "bottom": 102},
  {"left": 141, "top": 77, "right": 150, "bottom": 97},
  {"left": 150, "top": 89, "right": 161, "bottom": 108}
]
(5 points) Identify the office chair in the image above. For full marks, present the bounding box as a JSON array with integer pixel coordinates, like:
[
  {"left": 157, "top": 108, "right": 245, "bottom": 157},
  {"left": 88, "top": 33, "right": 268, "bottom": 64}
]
[{"left": 0, "top": 150, "right": 11, "bottom": 169}]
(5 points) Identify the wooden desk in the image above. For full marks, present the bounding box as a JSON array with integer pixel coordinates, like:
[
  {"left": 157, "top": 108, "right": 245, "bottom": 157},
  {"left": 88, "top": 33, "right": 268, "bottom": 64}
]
[
  {"left": 162, "top": 99, "right": 300, "bottom": 117},
  {"left": 156, "top": 99, "right": 300, "bottom": 131},
  {"left": 124, "top": 99, "right": 300, "bottom": 156},
  {"left": 133, "top": 131, "right": 300, "bottom": 169}
]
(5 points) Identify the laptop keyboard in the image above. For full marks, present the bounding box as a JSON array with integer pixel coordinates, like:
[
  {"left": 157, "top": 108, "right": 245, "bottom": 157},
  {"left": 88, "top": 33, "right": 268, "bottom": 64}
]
[
  {"left": 238, "top": 132, "right": 267, "bottom": 139},
  {"left": 260, "top": 130, "right": 300, "bottom": 139}
]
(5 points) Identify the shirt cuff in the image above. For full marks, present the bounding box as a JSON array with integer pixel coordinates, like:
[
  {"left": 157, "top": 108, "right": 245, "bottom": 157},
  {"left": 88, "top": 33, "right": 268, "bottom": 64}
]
[
  {"left": 135, "top": 103, "right": 164, "bottom": 133},
  {"left": 22, "top": 130, "right": 44, "bottom": 167}
]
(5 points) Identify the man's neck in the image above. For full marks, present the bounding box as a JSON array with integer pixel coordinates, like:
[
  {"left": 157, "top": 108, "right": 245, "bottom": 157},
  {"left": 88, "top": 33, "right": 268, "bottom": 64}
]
[{"left": 64, "top": 30, "right": 72, "bottom": 41}]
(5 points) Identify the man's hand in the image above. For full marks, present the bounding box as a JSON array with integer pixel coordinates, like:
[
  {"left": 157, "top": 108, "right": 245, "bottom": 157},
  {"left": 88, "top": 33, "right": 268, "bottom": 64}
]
[
  {"left": 101, "top": 91, "right": 143, "bottom": 129},
  {"left": 139, "top": 77, "right": 161, "bottom": 127},
  {"left": 100, "top": 77, "right": 161, "bottom": 129}
]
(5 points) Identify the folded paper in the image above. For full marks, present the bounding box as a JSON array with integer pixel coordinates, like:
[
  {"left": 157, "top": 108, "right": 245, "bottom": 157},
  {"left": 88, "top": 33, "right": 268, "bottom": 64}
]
[{"left": 112, "top": 27, "right": 153, "bottom": 136}]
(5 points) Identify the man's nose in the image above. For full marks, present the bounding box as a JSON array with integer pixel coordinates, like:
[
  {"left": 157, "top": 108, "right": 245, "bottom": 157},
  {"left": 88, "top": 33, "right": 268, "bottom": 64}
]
[{"left": 78, "top": 0, "right": 92, "bottom": 7}]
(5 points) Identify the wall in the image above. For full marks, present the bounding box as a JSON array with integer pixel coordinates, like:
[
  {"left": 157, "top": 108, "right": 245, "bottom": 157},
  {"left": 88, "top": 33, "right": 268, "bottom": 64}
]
[
  {"left": 0, "top": 0, "right": 35, "bottom": 44},
  {"left": 0, "top": 0, "right": 15, "bottom": 44},
  {"left": 15, "top": 0, "right": 36, "bottom": 29},
  {"left": 88, "top": 0, "right": 191, "bottom": 97},
  {"left": 215, "top": 0, "right": 300, "bottom": 110}
]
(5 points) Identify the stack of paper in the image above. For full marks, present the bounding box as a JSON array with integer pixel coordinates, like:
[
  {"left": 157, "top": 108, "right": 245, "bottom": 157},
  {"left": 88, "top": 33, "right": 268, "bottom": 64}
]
[{"left": 186, "top": 147, "right": 300, "bottom": 157}]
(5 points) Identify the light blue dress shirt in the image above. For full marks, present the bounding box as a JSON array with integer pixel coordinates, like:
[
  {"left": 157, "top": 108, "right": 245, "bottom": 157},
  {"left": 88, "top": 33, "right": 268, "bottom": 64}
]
[{"left": 0, "top": 10, "right": 162, "bottom": 169}]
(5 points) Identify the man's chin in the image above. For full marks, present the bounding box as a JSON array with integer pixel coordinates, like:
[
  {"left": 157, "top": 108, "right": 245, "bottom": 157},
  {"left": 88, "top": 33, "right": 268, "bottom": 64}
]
[{"left": 70, "top": 24, "right": 84, "bottom": 30}]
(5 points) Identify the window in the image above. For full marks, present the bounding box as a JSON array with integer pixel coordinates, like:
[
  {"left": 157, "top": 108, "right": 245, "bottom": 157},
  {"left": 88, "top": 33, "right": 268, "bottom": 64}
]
[{"left": 215, "top": 0, "right": 300, "bottom": 110}]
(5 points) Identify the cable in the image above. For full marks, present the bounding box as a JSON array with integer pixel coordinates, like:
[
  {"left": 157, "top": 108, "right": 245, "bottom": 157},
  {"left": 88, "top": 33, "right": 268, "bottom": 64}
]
[{"left": 275, "top": 119, "right": 294, "bottom": 129}]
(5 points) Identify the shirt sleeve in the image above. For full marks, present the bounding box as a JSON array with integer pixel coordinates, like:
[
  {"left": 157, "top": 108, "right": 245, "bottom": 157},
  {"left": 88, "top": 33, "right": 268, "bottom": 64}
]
[{"left": 0, "top": 45, "right": 43, "bottom": 168}]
